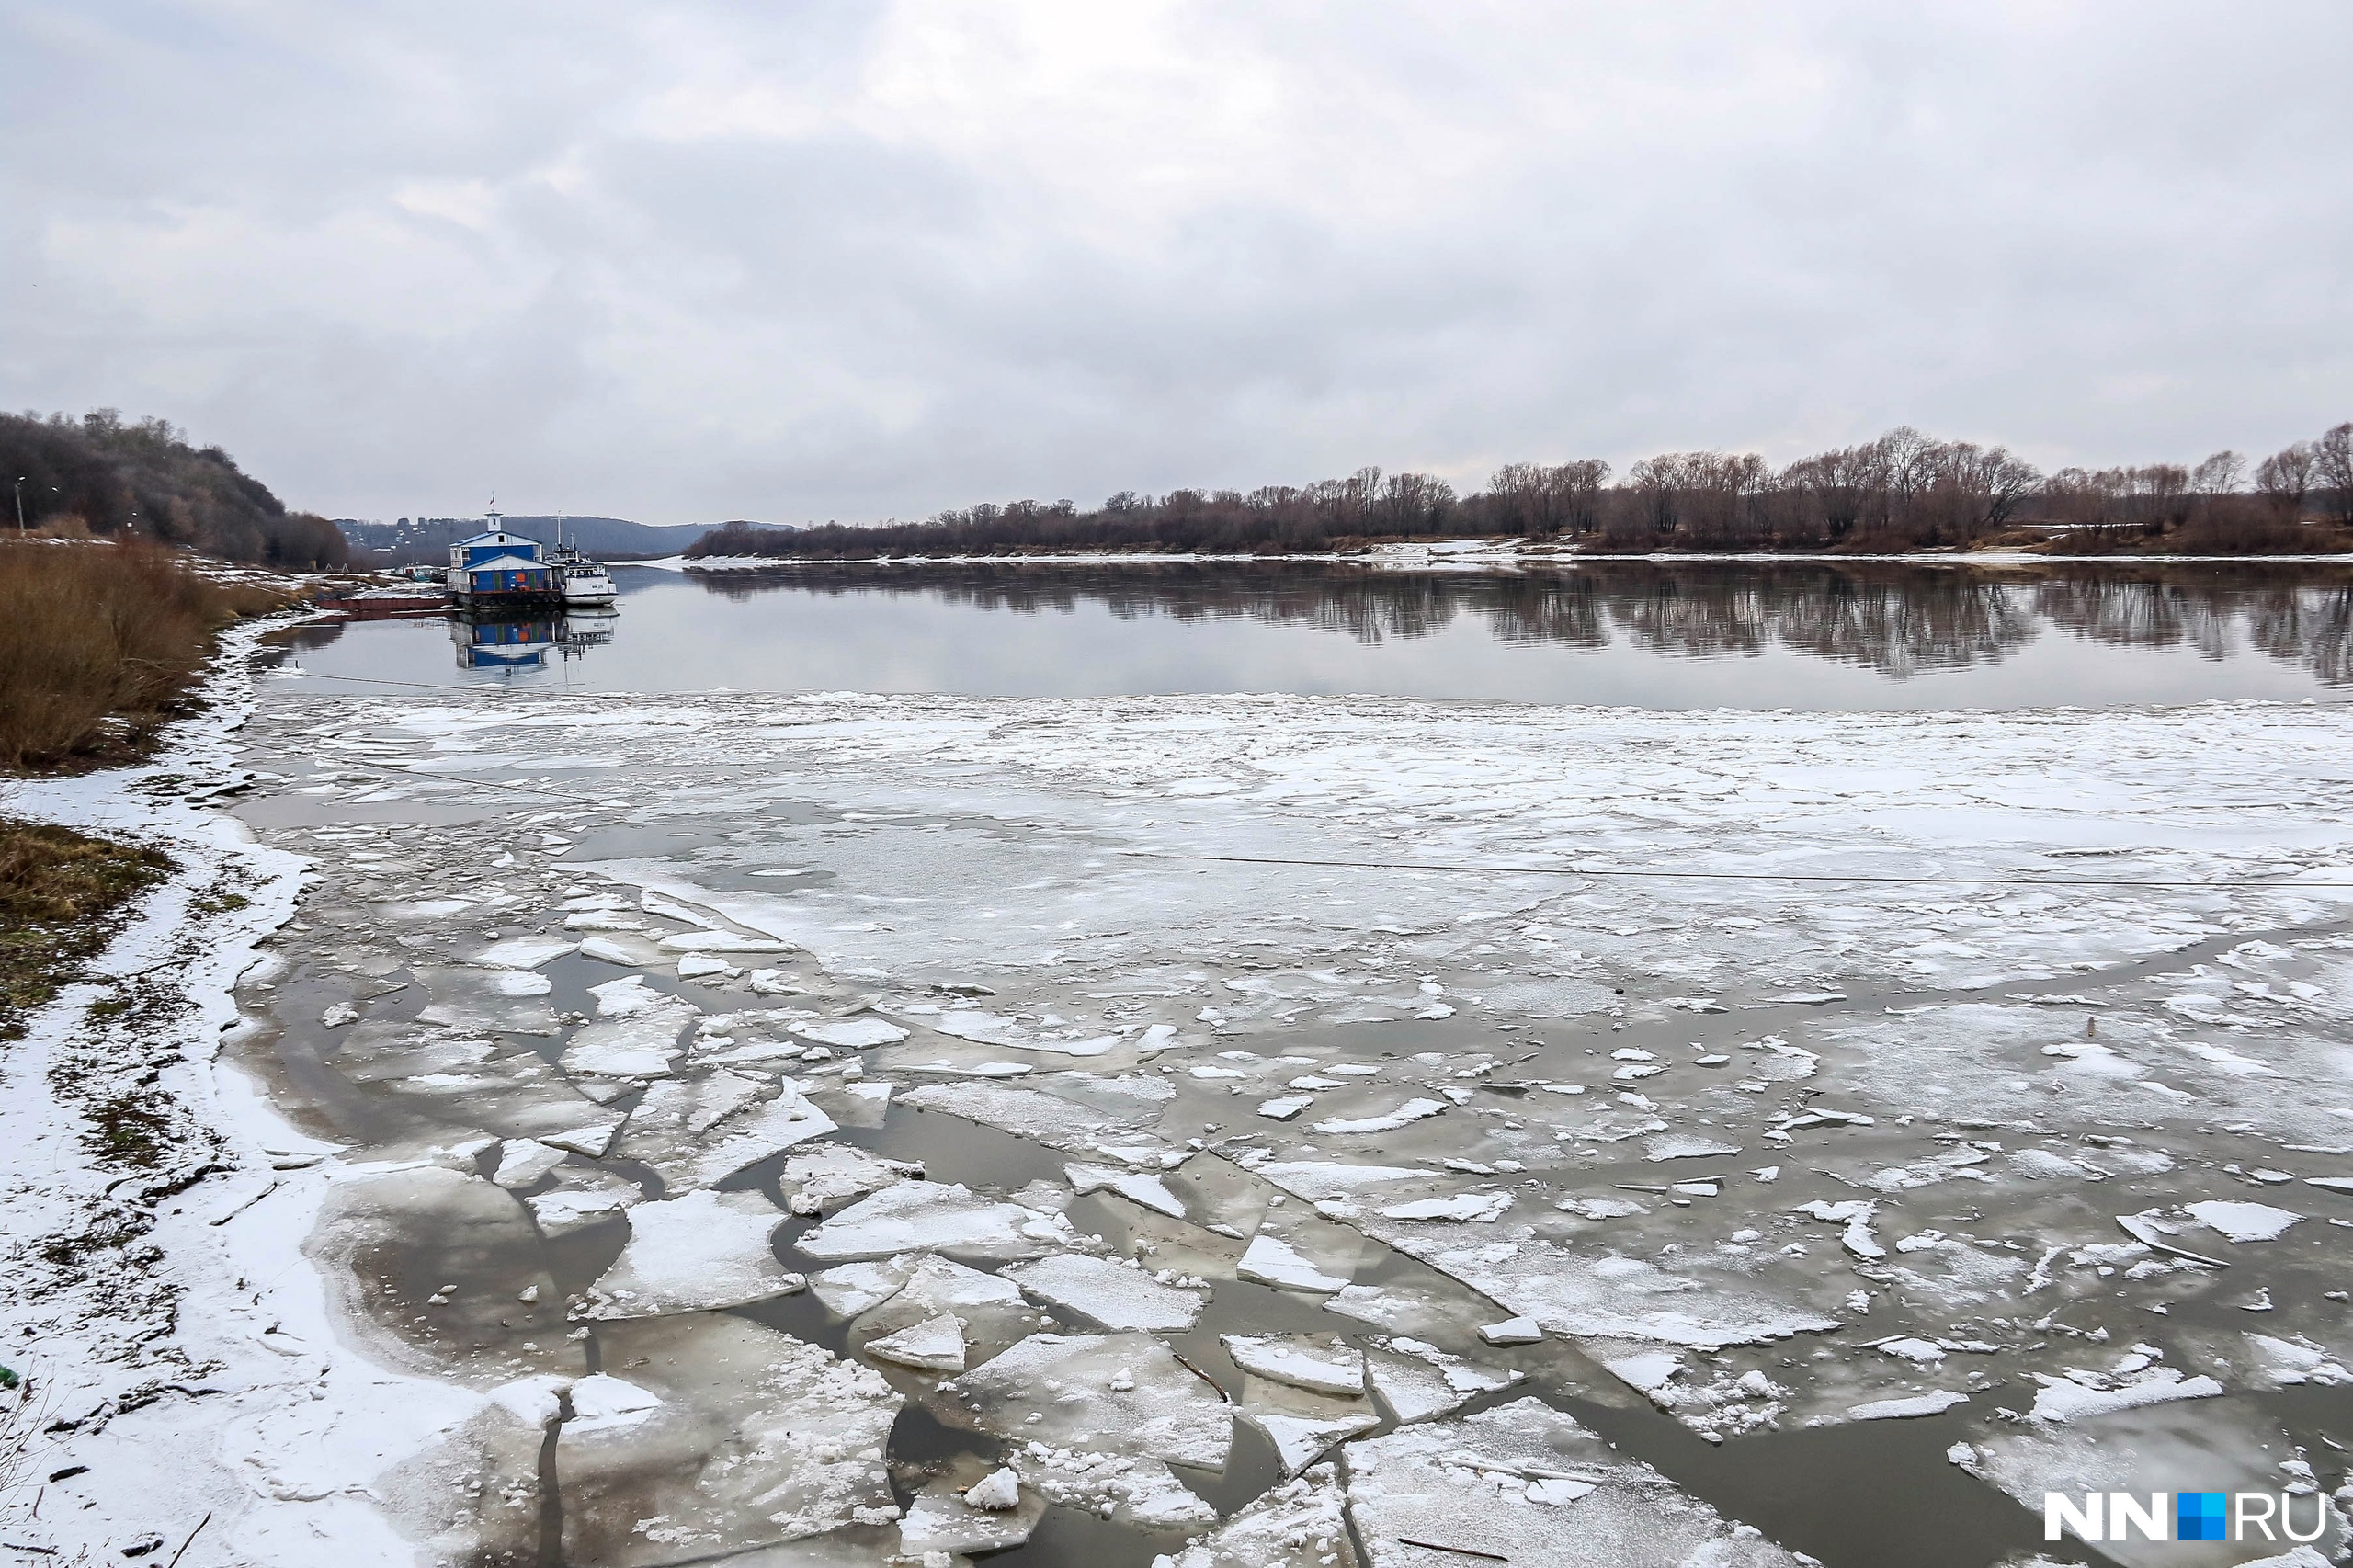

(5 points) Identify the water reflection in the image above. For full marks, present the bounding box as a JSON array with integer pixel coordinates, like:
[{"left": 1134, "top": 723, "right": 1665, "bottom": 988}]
[
  {"left": 448, "top": 610, "right": 619, "bottom": 671},
  {"left": 689, "top": 559, "right": 2353, "bottom": 686}
]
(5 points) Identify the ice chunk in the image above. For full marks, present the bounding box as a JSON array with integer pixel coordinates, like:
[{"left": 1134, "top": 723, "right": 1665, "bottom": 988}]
[
  {"left": 565, "top": 1374, "right": 664, "bottom": 1435},
  {"left": 2028, "top": 1366, "right": 2223, "bottom": 1424},
  {"left": 656, "top": 931, "right": 792, "bottom": 953},
  {"left": 1481, "top": 1317, "right": 1544, "bottom": 1346},
  {"left": 559, "top": 1312, "right": 901, "bottom": 1562},
  {"left": 476, "top": 935, "right": 576, "bottom": 970},
  {"left": 793, "top": 1017, "right": 911, "bottom": 1050},
  {"left": 898, "top": 1475, "right": 1044, "bottom": 1556},
  {"left": 486, "top": 1373, "right": 569, "bottom": 1429},
  {"left": 863, "top": 1312, "right": 968, "bottom": 1374},
  {"left": 588, "top": 974, "right": 666, "bottom": 1017},
  {"left": 1242, "top": 1407, "right": 1381, "bottom": 1477},
  {"left": 811, "top": 1258, "right": 915, "bottom": 1319},
  {"left": 1848, "top": 1392, "right": 1971, "bottom": 1421},
  {"left": 561, "top": 1001, "right": 697, "bottom": 1077},
  {"left": 1258, "top": 1161, "right": 1426, "bottom": 1200},
  {"left": 626, "top": 1074, "right": 836, "bottom": 1188},
  {"left": 585, "top": 1189, "right": 802, "bottom": 1318},
  {"left": 933, "top": 1010, "right": 1030, "bottom": 1046},
  {"left": 1238, "top": 1233, "right": 1351, "bottom": 1292},
  {"left": 1005, "top": 1254, "right": 1208, "bottom": 1331},
  {"left": 1222, "top": 1335, "right": 1364, "bottom": 1395},
  {"left": 1313, "top": 1097, "right": 1445, "bottom": 1135},
  {"left": 1643, "top": 1134, "right": 1742, "bottom": 1163},
  {"left": 1347, "top": 1397, "right": 1800, "bottom": 1567},
  {"left": 576, "top": 935, "right": 652, "bottom": 966},
  {"left": 783, "top": 1143, "right": 919, "bottom": 1214},
  {"left": 2244, "top": 1332, "right": 2353, "bottom": 1388},
  {"left": 1365, "top": 1337, "right": 1520, "bottom": 1423},
  {"left": 797, "top": 1181, "right": 1074, "bottom": 1262},
  {"left": 2187, "top": 1199, "right": 2302, "bottom": 1242},
  {"left": 527, "top": 1184, "right": 635, "bottom": 1238},
  {"left": 1150, "top": 1470, "right": 1353, "bottom": 1568},
  {"left": 1378, "top": 1193, "right": 1512, "bottom": 1223},
  {"left": 1066, "top": 1161, "right": 1188, "bottom": 1218},
  {"left": 540, "top": 1119, "right": 622, "bottom": 1158},
  {"left": 1258, "top": 1096, "right": 1314, "bottom": 1120},
  {"left": 945, "top": 1332, "right": 1233, "bottom": 1471},
  {"left": 966, "top": 1467, "right": 1021, "bottom": 1510},
  {"left": 490, "top": 1140, "right": 567, "bottom": 1190},
  {"left": 676, "top": 951, "right": 734, "bottom": 979}
]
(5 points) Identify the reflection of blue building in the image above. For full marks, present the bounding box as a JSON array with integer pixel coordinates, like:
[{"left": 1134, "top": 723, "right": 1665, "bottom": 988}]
[
  {"left": 450, "top": 612, "right": 616, "bottom": 671},
  {"left": 451, "top": 615, "right": 559, "bottom": 669},
  {"left": 446, "top": 511, "right": 558, "bottom": 604}
]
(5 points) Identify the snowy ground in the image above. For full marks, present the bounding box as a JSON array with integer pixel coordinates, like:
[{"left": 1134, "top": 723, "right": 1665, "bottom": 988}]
[{"left": 15, "top": 667, "right": 2353, "bottom": 1565}]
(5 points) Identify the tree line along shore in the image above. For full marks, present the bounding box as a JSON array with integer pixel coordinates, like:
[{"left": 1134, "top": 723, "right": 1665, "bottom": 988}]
[{"left": 688, "top": 421, "right": 2353, "bottom": 560}]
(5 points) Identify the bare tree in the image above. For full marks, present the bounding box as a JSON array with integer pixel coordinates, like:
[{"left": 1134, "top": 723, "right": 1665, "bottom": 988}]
[
  {"left": 2192, "top": 450, "right": 2245, "bottom": 494},
  {"left": 2314, "top": 423, "right": 2353, "bottom": 528},
  {"left": 2256, "top": 442, "right": 2316, "bottom": 517}
]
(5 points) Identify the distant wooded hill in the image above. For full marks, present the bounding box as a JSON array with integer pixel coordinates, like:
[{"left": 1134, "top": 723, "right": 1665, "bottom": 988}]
[
  {"left": 0, "top": 410, "right": 348, "bottom": 569},
  {"left": 338, "top": 515, "right": 801, "bottom": 562}
]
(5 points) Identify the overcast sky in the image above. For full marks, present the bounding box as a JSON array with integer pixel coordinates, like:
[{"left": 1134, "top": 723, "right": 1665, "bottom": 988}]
[{"left": 5, "top": 2, "right": 2349, "bottom": 526}]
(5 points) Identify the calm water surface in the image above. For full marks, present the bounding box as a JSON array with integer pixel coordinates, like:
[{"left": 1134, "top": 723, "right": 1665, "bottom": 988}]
[{"left": 280, "top": 559, "right": 2353, "bottom": 710}]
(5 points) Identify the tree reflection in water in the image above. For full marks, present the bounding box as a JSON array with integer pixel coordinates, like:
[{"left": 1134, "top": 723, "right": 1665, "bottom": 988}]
[{"left": 690, "top": 559, "right": 2353, "bottom": 687}]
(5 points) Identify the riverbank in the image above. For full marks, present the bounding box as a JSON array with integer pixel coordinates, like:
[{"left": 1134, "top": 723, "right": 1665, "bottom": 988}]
[
  {"left": 0, "top": 616, "right": 469, "bottom": 1566},
  {"left": 657, "top": 538, "right": 2353, "bottom": 571}
]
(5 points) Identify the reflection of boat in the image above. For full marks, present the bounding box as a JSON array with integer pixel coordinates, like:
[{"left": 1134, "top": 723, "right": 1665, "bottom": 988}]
[{"left": 449, "top": 610, "right": 617, "bottom": 671}]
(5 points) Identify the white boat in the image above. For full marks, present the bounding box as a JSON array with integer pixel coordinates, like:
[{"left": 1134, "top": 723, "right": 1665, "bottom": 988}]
[
  {"left": 550, "top": 512, "right": 618, "bottom": 605},
  {"left": 554, "top": 549, "right": 618, "bottom": 605}
]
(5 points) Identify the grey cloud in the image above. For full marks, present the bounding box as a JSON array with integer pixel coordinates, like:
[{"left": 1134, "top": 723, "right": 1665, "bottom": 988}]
[{"left": 3, "top": 1, "right": 2348, "bottom": 525}]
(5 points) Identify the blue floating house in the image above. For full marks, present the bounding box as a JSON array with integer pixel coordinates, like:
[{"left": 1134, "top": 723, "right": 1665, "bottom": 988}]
[{"left": 446, "top": 511, "right": 559, "bottom": 605}]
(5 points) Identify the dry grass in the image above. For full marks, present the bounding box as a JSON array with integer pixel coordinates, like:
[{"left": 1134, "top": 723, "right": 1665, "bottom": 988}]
[
  {"left": 0, "top": 540, "right": 294, "bottom": 774},
  {"left": 0, "top": 820, "right": 170, "bottom": 1040}
]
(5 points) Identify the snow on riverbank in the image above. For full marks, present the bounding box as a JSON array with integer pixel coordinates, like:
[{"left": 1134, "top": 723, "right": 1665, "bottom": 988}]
[{"left": 0, "top": 619, "right": 477, "bottom": 1566}]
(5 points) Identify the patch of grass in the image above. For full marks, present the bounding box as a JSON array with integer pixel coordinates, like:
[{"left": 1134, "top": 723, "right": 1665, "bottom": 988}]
[
  {"left": 0, "top": 821, "right": 171, "bottom": 1040},
  {"left": 0, "top": 540, "right": 298, "bottom": 775}
]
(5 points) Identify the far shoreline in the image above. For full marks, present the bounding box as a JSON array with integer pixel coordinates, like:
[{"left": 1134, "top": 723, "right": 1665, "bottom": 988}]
[{"left": 644, "top": 542, "right": 2353, "bottom": 571}]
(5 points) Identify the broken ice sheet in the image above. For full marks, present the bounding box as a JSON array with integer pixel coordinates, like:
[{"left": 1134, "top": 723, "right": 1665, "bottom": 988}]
[
  {"left": 1017, "top": 1446, "right": 1217, "bottom": 1532},
  {"left": 620, "top": 1072, "right": 837, "bottom": 1189},
  {"left": 1955, "top": 1395, "right": 2346, "bottom": 1568},
  {"left": 412, "top": 963, "right": 561, "bottom": 1035},
  {"left": 1221, "top": 1334, "right": 1364, "bottom": 1395},
  {"left": 863, "top": 1312, "right": 969, "bottom": 1374},
  {"left": 560, "top": 1313, "right": 903, "bottom": 1566},
  {"left": 376, "top": 1400, "right": 549, "bottom": 1565},
  {"left": 895, "top": 1467, "right": 1046, "bottom": 1556},
  {"left": 1363, "top": 1336, "right": 1521, "bottom": 1423},
  {"left": 1005, "top": 1253, "right": 1209, "bottom": 1331},
  {"left": 304, "top": 1165, "right": 576, "bottom": 1384},
  {"left": 584, "top": 1188, "right": 803, "bottom": 1318},
  {"left": 795, "top": 1179, "right": 1074, "bottom": 1262},
  {"left": 1347, "top": 1396, "right": 1802, "bottom": 1568},
  {"left": 1382, "top": 1234, "right": 1839, "bottom": 1350},
  {"left": 1154, "top": 1466, "right": 1358, "bottom": 1568},
  {"left": 849, "top": 1254, "right": 1035, "bottom": 1371},
  {"left": 782, "top": 1142, "right": 920, "bottom": 1215},
  {"left": 942, "top": 1332, "right": 1233, "bottom": 1471},
  {"left": 561, "top": 1000, "right": 698, "bottom": 1077}
]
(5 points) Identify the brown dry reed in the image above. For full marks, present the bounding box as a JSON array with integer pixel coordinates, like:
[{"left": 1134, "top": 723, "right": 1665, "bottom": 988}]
[{"left": 0, "top": 540, "right": 292, "bottom": 774}]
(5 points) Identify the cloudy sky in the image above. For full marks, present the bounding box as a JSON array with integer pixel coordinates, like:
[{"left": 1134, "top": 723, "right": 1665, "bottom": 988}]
[{"left": 5, "top": 2, "right": 2348, "bottom": 526}]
